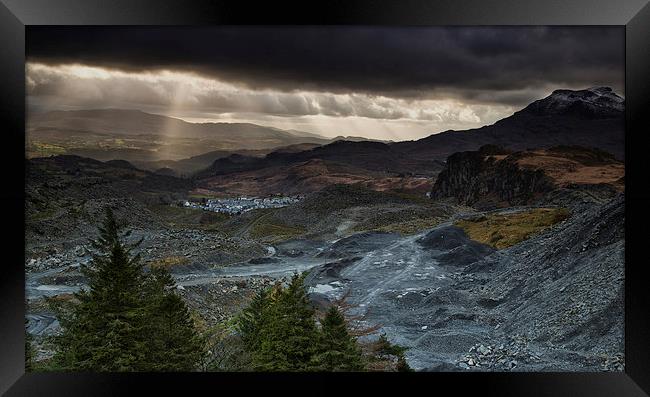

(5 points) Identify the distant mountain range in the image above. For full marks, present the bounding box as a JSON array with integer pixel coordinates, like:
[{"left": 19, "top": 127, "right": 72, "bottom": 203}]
[
  {"left": 28, "top": 108, "right": 329, "bottom": 148},
  {"left": 133, "top": 143, "right": 322, "bottom": 177},
  {"left": 191, "top": 87, "right": 624, "bottom": 195},
  {"left": 27, "top": 108, "right": 386, "bottom": 162},
  {"left": 27, "top": 87, "right": 624, "bottom": 195}
]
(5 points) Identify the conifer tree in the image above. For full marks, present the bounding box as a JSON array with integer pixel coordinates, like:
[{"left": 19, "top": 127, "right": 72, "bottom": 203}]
[
  {"left": 234, "top": 273, "right": 369, "bottom": 372},
  {"left": 144, "top": 266, "right": 204, "bottom": 371},
  {"left": 252, "top": 274, "right": 319, "bottom": 371},
  {"left": 236, "top": 287, "right": 270, "bottom": 352},
  {"left": 52, "top": 208, "right": 148, "bottom": 371},
  {"left": 312, "top": 305, "right": 365, "bottom": 371},
  {"left": 51, "top": 207, "right": 204, "bottom": 371}
]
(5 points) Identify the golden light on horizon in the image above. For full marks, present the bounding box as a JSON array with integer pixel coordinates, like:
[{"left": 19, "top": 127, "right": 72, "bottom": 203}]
[{"left": 26, "top": 62, "right": 518, "bottom": 141}]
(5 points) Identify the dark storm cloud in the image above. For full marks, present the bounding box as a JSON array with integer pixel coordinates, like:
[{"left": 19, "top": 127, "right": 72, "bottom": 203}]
[{"left": 26, "top": 26, "right": 623, "bottom": 106}]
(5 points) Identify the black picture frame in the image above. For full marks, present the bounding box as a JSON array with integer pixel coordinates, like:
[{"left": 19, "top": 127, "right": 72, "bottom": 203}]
[{"left": 1, "top": 1, "right": 649, "bottom": 395}]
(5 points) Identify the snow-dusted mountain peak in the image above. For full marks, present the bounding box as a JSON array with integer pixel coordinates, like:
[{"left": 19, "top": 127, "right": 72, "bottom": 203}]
[{"left": 524, "top": 87, "right": 624, "bottom": 117}]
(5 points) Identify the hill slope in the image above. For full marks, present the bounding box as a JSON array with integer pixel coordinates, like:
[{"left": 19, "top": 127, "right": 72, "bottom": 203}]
[
  {"left": 29, "top": 109, "right": 329, "bottom": 142},
  {"left": 27, "top": 109, "right": 332, "bottom": 160},
  {"left": 396, "top": 87, "right": 624, "bottom": 161},
  {"left": 195, "top": 140, "right": 443, "bottom": 196}
]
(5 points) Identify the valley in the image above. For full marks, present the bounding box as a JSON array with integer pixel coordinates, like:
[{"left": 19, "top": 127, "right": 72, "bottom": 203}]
[{"left": 24, "top": 87, "right": 625, "bottom": 372}]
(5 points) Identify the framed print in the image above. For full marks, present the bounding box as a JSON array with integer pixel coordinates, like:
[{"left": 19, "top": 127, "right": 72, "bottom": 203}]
[{"left": 1, "top": 0, "right": 649, "bottom": 395}]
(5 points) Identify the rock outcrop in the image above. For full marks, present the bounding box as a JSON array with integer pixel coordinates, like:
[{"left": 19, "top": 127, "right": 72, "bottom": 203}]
[
  {"left": 431, "top": 145, "right": 624, "bottom": 209},
  {"left": 430, "top": 145, "right": 554, "bottom": 208}
]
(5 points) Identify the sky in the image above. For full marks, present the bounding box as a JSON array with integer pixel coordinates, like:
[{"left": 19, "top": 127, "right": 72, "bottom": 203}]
[{"left": 26, "top": 26, "right": 624, "bottom": 141}]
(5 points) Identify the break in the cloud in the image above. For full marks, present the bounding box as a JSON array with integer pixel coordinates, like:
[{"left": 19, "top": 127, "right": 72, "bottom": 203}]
[
  {"left": 26, "top": 26, "right": 624, "bottom": 140},
  {"left": 25, "top": 62, "right": 517, "bottom": 140}
]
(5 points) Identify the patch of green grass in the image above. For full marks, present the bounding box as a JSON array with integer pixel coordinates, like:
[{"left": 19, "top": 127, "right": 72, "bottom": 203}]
[
  {"left": 372, "top": 217, "right": 445, "bottom": 235},
  {"left": 455, "top": 207, "right": 570, "bottom": 249},
  {"left": 150, "top": 256, "right": 190, "bottom": 269}
]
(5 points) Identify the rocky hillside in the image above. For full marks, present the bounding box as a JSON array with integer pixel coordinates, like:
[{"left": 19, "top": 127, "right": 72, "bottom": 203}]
[
  {"left": 27, "top": 155, "right": 192, "bottom": 204},
  {"left": 218, "top": 184, "right": 463, "bottom": 244},
  {"left": 431, "top": 145, "right": 624, "bottom": 209},
  {"left": 459, "top": 193, "right": 625, "bottom": 371},
  {"left": 26, "top": 155, "right": 194, "bottom": 246},
  {"left": 25, "top": 154, "right": 271, "bottom": 277},
  {"left": 302, "top": 191, "right": 624, "bottom": 371}
]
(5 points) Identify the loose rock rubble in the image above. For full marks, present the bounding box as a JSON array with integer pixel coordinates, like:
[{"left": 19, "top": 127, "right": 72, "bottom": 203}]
[
  {"left": 458, "top": 336, "right": 541, "bottom": 371},
  {"left": 179, "top": 276, "right": 276, "bottom": 327}
]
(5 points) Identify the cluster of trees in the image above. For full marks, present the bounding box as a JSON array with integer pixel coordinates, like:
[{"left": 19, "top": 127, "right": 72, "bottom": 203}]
[
  {"left": 206, "top": 273, "right": 412, "bottom": 372},
  {"left": 47, "top": 208, "right": 204, "bottom": 371},
  {"left": 29, "top": 207, "right": 411, "bottom": 372},
  {"left": 233, "top": 274, "right": 365, "bottom": 371}
]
